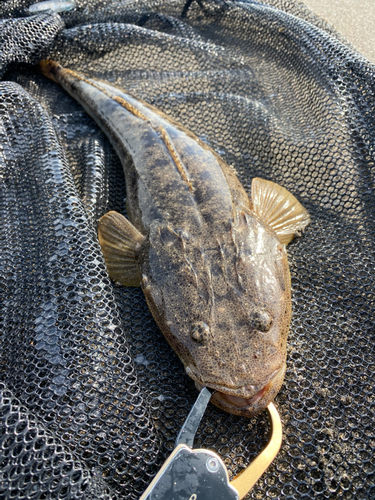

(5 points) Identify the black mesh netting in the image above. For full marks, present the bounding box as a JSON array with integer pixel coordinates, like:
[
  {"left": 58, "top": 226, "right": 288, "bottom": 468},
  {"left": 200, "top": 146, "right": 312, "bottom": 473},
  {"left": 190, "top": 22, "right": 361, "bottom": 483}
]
[{"left": 0, "top": 1, "right": 374, "bottom": 499}]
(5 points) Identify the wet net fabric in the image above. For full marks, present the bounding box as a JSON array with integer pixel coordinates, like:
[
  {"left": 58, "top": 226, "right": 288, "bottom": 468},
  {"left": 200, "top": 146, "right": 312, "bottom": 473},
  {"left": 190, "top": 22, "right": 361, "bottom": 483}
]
[{"left": 0, "top": 1, "right": 374, "bottom": 499}]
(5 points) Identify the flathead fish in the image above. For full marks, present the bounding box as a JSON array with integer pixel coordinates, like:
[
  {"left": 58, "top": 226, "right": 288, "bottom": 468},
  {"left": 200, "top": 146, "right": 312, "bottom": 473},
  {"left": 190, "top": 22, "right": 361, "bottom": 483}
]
[{"left": 40, "top": 60, "right": 310, "bottom": 417}]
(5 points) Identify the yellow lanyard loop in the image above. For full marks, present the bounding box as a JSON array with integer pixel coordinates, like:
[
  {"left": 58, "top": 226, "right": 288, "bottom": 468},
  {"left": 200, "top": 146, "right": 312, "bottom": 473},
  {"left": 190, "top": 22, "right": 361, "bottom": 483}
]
[{"left": 230, "top": 403, "right": 283, "bottom": 498}]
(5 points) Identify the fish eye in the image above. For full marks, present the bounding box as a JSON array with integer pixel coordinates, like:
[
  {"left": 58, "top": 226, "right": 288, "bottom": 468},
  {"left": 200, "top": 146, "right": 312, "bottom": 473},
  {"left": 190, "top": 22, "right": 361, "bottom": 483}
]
[
  {"left": 250, "top": 308, "right": 273, "bottom": 332},
  {"left": 190, "top": 321, "right": 210, "bottom": 345}
]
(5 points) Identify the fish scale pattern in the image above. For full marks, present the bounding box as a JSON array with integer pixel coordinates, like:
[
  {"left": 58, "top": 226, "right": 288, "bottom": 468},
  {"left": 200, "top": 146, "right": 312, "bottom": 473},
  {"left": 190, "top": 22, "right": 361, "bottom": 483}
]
[{"left": 0, "top": 0, "right": 374, "bottom": 499}]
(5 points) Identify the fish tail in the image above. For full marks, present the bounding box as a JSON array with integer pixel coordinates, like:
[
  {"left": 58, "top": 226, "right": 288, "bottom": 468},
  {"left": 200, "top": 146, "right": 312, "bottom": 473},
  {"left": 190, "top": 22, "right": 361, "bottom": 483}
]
[
  {"left": 39, "top": 59, "right": 62, "bottom": 83},
  {"left": 39, "top": 60, "right": 100, "bottom": 97}
]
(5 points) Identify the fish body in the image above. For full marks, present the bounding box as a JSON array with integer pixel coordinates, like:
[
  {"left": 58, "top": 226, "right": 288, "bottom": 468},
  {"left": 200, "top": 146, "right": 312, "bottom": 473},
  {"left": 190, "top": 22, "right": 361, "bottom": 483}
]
[{"left": 40, "top": 60, "right": 310, "bottom": 417}]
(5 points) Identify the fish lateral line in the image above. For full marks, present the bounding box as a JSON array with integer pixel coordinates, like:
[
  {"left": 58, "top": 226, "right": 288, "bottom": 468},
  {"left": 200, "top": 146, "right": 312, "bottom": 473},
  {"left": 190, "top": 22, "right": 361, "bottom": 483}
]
[
  {"left": 41, "top": 61, "right": 195, "bottom": 195},
  {"left": 115, "top": 94, "right": 194, "bottom": 194},
  {"left": 156, "top": 123, "right": 194, "bottom": 193},
  {"left": 87, "top": 81, "right": 194, "bottom": 195},
  {"left": 114, "top": 96, "right": 194, "bottom": 195}
]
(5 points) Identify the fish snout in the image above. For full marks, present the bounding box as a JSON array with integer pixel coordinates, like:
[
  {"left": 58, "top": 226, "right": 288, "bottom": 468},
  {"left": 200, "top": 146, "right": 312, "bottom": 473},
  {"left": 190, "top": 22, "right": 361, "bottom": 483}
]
[{"left": 194, "top": 363, "right": 286, "bottom": 417}]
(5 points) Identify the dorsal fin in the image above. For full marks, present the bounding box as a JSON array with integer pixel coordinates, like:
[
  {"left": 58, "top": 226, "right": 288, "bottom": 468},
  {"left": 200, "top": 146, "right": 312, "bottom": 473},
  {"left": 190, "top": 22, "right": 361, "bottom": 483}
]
[
  {"left": 98, "top": 211, "right": 145, "bottom": 286},
  {"left": 251, "top": 178, "right": 310, "bottom": 245}
]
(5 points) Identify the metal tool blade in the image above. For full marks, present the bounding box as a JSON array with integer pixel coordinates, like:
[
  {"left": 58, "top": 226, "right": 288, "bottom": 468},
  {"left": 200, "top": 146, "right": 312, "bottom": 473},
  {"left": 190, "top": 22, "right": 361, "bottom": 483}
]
[{"left": 175, "top": 387, "right": 212, "bottom": 448}]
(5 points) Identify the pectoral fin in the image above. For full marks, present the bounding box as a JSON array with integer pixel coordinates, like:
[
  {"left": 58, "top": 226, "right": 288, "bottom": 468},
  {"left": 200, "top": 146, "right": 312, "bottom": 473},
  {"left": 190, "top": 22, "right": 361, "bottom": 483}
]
[
  {"left": 251, "top": 178, "right": 310, "bottom": 245},
  {"left": 98, "top": 211, "right": 145, "bottom": 286}
]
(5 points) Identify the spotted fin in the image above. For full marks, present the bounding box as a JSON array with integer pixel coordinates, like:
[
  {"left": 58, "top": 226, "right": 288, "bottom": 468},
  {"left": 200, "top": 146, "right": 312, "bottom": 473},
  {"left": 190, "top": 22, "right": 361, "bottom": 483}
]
[
  {"left": 98, "top": 211, "right": 145, "bottom": 286},
  {"left": 251, "top": 178, "right": 310, "bottom": 245}
]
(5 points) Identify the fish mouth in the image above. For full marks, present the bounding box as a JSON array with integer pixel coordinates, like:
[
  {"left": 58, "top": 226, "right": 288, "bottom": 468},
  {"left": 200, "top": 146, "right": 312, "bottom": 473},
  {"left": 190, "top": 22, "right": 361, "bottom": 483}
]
[
  {"left": 192, "top": 364, "right": 286, "bottom": 418},
  {"left": 219, "top": 385, "right": 269, "bottom": 407}
]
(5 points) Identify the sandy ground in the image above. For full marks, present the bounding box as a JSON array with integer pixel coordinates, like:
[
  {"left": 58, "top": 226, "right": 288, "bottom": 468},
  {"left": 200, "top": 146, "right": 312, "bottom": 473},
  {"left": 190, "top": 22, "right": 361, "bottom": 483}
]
[{"left": 302, "top": 0, "right": 375, "bottom": 63}]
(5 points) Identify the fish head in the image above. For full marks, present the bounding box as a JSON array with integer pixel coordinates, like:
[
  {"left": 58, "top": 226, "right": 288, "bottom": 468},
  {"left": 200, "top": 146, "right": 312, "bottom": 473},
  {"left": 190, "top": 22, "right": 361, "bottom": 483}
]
[{"left": 141, "top": 213, "right": 291, "bottom": 417}]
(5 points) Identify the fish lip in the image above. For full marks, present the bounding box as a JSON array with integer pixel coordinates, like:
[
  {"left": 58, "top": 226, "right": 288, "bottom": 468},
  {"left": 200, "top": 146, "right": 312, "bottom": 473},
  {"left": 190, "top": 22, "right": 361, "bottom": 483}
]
[
  {"left": 188, "top": 365, "right": 284, "bottom": 399},
  {"left": 219, "top": 383, "right": 269, "bottom": 408},
  {"left": 205, "top": 364, "right": 286, "bottom": 417}
]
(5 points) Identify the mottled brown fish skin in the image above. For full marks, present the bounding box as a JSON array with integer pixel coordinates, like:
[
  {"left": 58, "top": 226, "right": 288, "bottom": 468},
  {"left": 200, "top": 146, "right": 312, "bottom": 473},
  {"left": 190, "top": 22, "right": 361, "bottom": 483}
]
[{"left": 40, "top": 60, "right": 304, "bottom": 418}]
